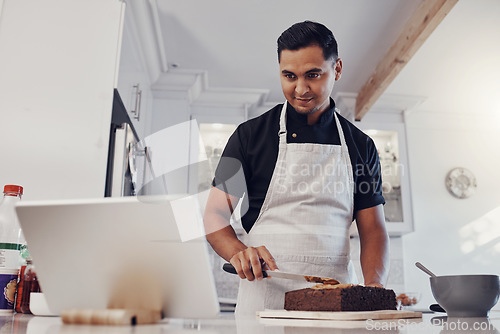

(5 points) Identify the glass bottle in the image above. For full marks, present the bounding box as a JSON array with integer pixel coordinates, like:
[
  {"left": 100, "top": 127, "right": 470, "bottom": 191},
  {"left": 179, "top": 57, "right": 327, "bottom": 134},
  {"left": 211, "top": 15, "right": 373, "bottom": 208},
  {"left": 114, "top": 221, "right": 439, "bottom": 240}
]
[
  {"left": 15, "top": 263, "right": 27, "bottom": 313},
  {"left": 20, "top": 258, "right": 40, "bottom": 314}
]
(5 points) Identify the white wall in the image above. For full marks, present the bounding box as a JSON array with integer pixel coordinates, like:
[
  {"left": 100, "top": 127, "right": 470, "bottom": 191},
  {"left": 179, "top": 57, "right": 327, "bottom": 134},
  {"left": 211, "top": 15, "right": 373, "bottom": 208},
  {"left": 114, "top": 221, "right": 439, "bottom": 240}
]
[
  {"left": 0, "top": 0, "right": 123, "bottom": 200},
  {"left": 402, "top": 111, "right": 500, "bottom": 309},
  {"left": 150, "top": 98, "right": 191, "bottom": 135}
]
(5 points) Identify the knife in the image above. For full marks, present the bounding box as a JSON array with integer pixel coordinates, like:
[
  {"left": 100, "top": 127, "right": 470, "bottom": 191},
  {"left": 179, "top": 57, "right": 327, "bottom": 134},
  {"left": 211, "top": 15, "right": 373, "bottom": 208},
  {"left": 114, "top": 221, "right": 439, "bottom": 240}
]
[{"left": 222, "top": 263, "right": 340, "bottom": 285}]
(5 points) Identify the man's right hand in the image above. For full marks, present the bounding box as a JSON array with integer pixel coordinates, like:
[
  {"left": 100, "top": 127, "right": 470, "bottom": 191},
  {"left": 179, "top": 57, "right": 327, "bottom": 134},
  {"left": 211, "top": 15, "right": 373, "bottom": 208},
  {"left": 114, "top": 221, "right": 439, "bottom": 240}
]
[
  {"left": 204, "top": 187, "right": 278, "bottom": 281},
  {"left": 229, "top": 246, "right": 278, "bottom": 281}
]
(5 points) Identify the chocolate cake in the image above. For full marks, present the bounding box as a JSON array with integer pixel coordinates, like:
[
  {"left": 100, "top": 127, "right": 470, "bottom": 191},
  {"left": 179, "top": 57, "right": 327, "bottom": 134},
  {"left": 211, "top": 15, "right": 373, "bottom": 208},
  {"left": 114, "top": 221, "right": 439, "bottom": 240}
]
[{"left": 284, "top": 284, "right": 397, "bottom": 312}]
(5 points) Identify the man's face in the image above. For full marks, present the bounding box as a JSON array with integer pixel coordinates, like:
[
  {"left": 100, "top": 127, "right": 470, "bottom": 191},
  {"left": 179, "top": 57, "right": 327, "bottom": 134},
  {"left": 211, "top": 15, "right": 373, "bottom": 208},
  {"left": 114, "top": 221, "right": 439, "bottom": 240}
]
[{"left": 279, "top": 45, "right": 342, "bottom": 119}]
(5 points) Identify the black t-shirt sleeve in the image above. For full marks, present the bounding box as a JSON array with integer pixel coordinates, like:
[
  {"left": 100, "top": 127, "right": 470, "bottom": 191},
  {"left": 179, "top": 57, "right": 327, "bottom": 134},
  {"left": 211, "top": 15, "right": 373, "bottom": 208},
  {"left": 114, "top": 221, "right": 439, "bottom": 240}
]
[
  {"left": 211, "top": 125, "right": 248, "bottom": 198},
  {"left": 353, "top": 135, "right": 385, "bottom": 213}
]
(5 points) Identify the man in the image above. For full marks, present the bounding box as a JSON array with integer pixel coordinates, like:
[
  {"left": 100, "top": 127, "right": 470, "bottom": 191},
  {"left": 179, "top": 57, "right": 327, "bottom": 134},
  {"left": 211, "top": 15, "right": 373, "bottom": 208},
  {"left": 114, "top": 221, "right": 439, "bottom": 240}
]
[{"left": 203, "top": 21, "right": 389, "bottom": 315}]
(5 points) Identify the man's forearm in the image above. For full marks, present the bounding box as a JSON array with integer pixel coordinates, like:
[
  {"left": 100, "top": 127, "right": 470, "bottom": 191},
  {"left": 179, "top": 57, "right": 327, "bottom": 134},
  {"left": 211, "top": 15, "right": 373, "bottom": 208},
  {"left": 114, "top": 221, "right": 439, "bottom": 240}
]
[
  {"left": 203, "top": 187, "right": 246, "bottom": 261},
  {"left": 356, "top": 205, "right": 390, "bottom": 287},
  {"left": 206, "top": 225, "right": 247, "bottom": 262},
  {"left": 359, "top": 230, "right": 390, "bottom": 287}
]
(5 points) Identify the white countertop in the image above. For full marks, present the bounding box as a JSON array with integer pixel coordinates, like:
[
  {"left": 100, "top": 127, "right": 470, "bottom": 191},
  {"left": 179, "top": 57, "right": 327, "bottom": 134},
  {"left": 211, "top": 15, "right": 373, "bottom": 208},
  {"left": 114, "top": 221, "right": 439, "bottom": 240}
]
[{"left": 2, "top": 311, "right": 500, "bottom": 333}]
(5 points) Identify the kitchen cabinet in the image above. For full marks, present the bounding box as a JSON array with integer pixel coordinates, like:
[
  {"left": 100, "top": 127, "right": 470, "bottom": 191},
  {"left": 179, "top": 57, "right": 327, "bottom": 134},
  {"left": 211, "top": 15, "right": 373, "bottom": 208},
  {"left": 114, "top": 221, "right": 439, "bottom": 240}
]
[
  {"left": 115, "top": 2, "right": 155, "bottom": 141},
  {"left": 198, "top": 123, "right": 237, "bottom": 193},
  {"left": 353, "top": 122, "right": 415, "bottom": 236},
  {"left": 197, "top": 123, "right": 246, "bottom": 231},
  {"left": 0, "top": 0, "right": 125, "bottom": 200}
]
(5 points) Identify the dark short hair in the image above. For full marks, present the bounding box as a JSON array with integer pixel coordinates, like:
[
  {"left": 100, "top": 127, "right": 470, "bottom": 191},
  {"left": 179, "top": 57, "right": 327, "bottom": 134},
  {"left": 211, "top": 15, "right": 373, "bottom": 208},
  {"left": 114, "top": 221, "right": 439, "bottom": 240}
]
[{"left": 277, "top": 21, "right": 338, "bottom": 63}]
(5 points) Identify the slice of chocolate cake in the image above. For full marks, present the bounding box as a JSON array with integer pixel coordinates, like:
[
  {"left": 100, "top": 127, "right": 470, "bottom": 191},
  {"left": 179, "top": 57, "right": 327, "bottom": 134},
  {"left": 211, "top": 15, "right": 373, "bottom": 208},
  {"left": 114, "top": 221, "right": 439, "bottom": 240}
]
[{"left": 284, "top": 284, "right": 397, "bottom": 312}]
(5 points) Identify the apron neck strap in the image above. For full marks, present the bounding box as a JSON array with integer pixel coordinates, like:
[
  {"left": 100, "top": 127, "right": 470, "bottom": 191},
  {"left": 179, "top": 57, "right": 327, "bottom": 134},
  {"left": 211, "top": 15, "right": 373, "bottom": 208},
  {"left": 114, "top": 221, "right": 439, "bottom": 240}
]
[
  {"left": 278, "top": 102, "right": 287, "bottom": 144},
  {"left": 333, "top": 110, "right": 348, "bottom": 148}
]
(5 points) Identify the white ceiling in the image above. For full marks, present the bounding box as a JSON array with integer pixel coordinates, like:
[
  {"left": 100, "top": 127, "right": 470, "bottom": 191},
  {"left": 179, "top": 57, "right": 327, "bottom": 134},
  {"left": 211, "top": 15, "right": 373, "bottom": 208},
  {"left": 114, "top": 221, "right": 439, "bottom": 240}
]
[
  {"left": 384, "top": 0, "right": 500, "bottom": 116},
  {"left": 155, "top": 0, "right": 500, "bottom": 117}
]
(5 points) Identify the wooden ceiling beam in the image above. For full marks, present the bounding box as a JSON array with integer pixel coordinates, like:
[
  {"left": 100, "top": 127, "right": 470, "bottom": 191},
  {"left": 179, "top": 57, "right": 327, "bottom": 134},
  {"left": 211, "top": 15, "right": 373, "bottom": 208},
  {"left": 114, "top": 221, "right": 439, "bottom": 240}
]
[{"left": 355, "top": 0, "right": 458, "bottom": 120}]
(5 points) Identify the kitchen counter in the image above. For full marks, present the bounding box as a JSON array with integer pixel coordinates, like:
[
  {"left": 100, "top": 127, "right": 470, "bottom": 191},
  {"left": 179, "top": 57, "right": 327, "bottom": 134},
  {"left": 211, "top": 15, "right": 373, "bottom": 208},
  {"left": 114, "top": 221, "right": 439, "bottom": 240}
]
[{"left": 1, "top": 311, "right": 500, "bottom": 333}]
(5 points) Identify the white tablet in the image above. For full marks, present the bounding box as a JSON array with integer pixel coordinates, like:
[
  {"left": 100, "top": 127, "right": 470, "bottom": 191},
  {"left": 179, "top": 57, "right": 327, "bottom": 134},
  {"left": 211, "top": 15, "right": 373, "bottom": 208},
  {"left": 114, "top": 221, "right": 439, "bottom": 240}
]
[{"left": 15, "top": 195, "right": 220, "bottom": 319}]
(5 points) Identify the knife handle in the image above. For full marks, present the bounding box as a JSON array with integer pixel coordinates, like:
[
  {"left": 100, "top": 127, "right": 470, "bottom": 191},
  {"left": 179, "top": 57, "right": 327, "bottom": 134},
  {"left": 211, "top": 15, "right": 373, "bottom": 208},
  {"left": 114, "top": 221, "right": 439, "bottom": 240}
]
[
  {"left": 222, "top": 263, "right": 268, "bottom": 278},
  {"left": 429, "top": 303, "right": 446, "bottom": 313}
]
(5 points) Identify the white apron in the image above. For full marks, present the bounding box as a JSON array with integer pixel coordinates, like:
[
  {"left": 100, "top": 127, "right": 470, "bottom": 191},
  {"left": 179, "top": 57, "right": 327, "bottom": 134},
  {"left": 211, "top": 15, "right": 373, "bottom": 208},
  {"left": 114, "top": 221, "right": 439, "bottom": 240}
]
[{"left": 235, "top": 102, "right": 357, "bottom": 316}]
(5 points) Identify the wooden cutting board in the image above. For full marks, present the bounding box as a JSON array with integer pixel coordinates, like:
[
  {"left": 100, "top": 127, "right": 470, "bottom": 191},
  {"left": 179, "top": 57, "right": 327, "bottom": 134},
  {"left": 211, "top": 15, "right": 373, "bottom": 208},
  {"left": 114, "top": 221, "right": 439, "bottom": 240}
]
[{"left": 258, "top": 309, "right": 422, "bottom": 321}]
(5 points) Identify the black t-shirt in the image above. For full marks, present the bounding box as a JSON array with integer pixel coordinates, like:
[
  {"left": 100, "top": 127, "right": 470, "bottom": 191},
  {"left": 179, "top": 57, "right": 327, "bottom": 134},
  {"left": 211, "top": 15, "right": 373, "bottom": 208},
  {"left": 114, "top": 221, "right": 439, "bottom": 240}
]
[{"left": 212, "top": 99, "right": 385, "bottom": 233}]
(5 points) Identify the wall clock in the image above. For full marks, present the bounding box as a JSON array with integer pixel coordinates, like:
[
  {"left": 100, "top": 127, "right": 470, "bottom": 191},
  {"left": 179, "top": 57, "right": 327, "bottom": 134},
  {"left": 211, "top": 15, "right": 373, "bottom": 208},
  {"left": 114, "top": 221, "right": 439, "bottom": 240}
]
[{"left": 445, "top": 167, "right": 477, "bottom": 199}]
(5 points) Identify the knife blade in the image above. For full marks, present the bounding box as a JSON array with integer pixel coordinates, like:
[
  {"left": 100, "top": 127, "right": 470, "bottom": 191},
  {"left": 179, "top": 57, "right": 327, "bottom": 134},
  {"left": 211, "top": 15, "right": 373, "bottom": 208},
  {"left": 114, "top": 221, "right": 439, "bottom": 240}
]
[{"left": 222, "top": 263, "right": 340, "bottom": 285}]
